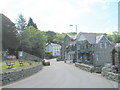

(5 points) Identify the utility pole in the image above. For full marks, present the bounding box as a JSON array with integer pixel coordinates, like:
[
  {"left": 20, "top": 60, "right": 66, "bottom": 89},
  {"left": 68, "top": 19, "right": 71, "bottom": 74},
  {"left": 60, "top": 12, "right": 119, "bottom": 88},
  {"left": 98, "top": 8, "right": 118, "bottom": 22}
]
[{"left": 70, "top": 25, "right": 78, "bottom": 63}]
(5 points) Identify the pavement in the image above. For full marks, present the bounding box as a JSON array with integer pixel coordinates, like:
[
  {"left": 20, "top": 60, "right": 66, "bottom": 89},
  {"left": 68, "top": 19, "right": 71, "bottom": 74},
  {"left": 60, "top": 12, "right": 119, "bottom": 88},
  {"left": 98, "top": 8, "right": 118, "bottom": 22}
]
[{"left": 2, "top": 59, "right": 118, "bottom": 88}]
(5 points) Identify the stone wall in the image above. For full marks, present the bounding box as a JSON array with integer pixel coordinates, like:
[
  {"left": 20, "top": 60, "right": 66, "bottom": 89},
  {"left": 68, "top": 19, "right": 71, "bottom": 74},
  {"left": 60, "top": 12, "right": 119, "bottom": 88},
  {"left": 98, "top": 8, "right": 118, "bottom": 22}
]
[
  {"left": 101, "top": 71, "right": 118, "bottom": 82},
  {"left": 75, "top": 63, "right": 94, "bottom": 73},
  {"left": 18, "top": 51, "right": 42, "bottom": 62},
  {"left": 1, "top": 64, "right": 43, "bottom": 86},
  {"left": 94, "top": 40, "right": 114, "bottom": 67},
  {"left": 101, "top": 66, "right": 118, "bottom": 82}
]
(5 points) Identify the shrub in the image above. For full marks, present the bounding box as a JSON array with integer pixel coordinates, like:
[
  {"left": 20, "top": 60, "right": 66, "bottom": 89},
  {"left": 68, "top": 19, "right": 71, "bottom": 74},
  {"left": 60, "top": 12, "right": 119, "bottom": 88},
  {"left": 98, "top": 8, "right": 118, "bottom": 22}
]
[
  {"left": 111, "top": 65, "right": 118, "bottom": 73},
  {"left": 6, "top": 55, "right": 16, "bottom": 60}
]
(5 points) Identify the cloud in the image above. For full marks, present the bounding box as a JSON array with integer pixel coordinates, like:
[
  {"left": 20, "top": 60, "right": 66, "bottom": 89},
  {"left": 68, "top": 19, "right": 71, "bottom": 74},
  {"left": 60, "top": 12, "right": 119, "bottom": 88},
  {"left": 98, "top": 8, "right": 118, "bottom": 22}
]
[{"left": 0, "top": 0, "right": 118, "bottom": 34}]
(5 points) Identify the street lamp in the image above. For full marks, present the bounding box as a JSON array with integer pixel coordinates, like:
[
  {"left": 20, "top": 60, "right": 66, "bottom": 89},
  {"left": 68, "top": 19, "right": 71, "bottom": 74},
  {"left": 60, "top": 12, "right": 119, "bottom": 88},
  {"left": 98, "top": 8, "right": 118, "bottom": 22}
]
[
  {"left": 69, "top": 25, "right": 77, "bottom": 34},
  {"left": 69, "top": 24, "right": 78, "bottom": 63}
]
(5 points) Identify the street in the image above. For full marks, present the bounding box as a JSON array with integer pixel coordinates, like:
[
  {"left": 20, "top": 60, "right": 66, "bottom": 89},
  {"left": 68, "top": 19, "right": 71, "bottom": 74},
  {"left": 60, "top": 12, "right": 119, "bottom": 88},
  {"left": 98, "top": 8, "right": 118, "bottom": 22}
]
[{"left": 3, "top": 59, "right": 118, "bottom": 88}]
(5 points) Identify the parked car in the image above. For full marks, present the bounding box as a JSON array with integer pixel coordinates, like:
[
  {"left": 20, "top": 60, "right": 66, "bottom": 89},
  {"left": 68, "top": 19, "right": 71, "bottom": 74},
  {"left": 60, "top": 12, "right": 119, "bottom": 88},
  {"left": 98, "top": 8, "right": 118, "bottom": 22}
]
[{"left": 42, "top": 59, "right": 50, "bottom": 66}]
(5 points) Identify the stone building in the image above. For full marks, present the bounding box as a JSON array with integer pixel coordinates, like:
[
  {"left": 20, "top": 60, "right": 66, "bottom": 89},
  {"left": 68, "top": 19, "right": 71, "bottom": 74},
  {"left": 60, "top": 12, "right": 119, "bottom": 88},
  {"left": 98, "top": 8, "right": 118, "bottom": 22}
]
[
  {"left": 76, "top": 32, "right": 115, "bottom": 72},
  {"left": 61, "top": 34, "right": 76, "bottom": 63},
  {"left": 62, "top": 32, "right": 115, "bottom": 72},
  {"left": 76, "top": 32, "right": 96, "bottom": 63},
  {"left": 111, "top": 43, "right": 120, "bottom": 66}
]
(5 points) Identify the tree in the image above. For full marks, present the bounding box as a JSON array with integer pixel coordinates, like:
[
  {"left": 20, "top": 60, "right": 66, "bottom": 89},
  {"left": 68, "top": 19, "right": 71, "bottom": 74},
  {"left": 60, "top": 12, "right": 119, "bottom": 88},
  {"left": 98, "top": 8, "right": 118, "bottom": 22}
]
[
  {"left": 53, "top": 33, "right": 66, "bottom": 44},
  {"left": 52, "top": 32, "right": 76, "bottom": 44},
  {"left": 19, "top": 26, "right": 47, "bottom": 58},
  {"left": 45, "top": 51, "right": 53, "bottom": 59},
  {"left": 2, "top": 14, "right": 19, "bottom": 54},
  {"left": 27, "top": 17, "right": 38, "bottom": 29},
  {"left": 45, "top": 31, "right": 56, "bottom": 43},
  {"left": 112, "top": 31, "right": 120, "bottom": 43},
  {"left": 107, "top": 34, "right": 114, "bottom": 41},
  {"left": 67, "top": 32, "right": 76, "bottom": 35},
  {"left": 16, "top": 14, "right": 26, "bottom": 30}
]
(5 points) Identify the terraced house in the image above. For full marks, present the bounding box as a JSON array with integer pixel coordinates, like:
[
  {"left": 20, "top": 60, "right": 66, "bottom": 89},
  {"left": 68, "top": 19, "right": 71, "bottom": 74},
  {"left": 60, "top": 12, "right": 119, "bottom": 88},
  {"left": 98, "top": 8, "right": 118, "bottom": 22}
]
[
  {"left": 61, "top": 34, "right": 76, "bottom": 63},
  {"left": 62, "top": 32, "right": 115, "bottom": 72}
]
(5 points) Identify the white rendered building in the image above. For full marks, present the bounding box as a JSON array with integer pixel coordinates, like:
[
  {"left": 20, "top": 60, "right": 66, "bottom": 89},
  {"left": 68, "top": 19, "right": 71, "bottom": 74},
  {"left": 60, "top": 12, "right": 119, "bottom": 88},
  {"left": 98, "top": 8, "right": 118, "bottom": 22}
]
[{"left": 45, "top": 43, "right": 61, "bottom": 56}]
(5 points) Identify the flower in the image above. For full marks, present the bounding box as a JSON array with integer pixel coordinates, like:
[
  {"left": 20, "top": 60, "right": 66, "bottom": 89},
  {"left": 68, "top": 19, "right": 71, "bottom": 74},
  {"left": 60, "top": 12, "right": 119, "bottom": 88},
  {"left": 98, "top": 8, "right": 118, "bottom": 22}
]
[{"left": 111, "top": 65, "right": 118, "bottom": 68}]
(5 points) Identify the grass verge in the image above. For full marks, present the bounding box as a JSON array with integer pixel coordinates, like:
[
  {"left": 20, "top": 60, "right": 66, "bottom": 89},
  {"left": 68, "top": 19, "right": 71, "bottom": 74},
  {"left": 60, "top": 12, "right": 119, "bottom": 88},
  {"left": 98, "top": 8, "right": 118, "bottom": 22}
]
[{"left": 0, "top": 60, "right": 41, "bottom": 72}]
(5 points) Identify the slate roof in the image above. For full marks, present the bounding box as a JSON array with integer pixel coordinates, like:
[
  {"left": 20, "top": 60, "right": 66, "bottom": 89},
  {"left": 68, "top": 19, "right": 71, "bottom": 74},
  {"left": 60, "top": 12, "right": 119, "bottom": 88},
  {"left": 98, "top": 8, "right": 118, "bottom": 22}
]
[
  {"left": 77, "top": 32, "right": 112, "bottom": 44},
  {"left": 96, "top": 34, "right": 112, "bottom": 44},
  {"left": 46, "top": 43, "right": 61, "bottom": 46},
  {"left": 96, "top": 35, "right": 103, "bottom": 43},
  {"left": 78, "top": 32, "right": 96, "bottom": 44},
  {"left": 67, "top": 34, "right": 76, "bottom": 40}
]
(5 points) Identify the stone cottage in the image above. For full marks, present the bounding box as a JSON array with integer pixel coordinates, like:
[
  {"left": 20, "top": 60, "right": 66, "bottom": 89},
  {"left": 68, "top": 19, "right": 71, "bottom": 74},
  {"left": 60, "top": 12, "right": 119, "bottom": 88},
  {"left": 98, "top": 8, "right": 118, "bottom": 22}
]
[
  {"left": 61, "top": 34, "right": 76, "bottom": 63},
  {"left": 76, "top": 32, "right": 115, "bottom": 72},
  {"left": 111, "top": 43, "right": 120, "bottom": 66}
]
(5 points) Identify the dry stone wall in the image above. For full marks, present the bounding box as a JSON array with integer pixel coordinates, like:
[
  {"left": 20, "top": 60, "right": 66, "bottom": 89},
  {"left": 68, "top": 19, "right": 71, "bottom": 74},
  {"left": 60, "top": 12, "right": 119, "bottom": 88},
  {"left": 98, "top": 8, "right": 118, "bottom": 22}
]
[
  {"left": 75, "top": 63, "right": 94, "bottom": 72},
  {"left": 1, "top": 64, "right": 43, "bottom": 86}
]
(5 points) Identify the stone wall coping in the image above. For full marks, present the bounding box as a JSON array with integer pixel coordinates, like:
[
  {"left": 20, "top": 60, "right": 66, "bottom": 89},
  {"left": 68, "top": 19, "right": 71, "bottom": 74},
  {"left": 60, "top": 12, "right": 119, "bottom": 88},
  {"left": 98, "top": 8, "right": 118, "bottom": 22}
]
[
  {"left": 76, "top": 63, "right": 94, "bottom": 68},
  {"left": 1, "top": 63, "right": 43, "bottom": 86},
  {"left": 0, "top": 63, "right": 42, "bottom": 74}
]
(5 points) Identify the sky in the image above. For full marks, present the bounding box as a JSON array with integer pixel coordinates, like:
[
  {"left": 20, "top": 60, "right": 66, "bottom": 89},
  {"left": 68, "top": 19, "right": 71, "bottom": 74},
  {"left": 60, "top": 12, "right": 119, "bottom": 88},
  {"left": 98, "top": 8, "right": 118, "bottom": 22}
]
[{"left": 0, "top": 0, "right": 119, "bottom": 34}]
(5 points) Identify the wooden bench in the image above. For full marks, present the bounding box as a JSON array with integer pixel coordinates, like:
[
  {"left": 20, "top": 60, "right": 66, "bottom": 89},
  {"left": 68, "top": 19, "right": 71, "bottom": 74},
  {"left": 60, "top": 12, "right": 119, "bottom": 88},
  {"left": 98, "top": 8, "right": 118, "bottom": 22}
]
[
  {"left": 18, "top": 60, "right": 24, "bottom": 66},
  {"left": 6, "top": 61, "right": 15, "bottom": 69}
]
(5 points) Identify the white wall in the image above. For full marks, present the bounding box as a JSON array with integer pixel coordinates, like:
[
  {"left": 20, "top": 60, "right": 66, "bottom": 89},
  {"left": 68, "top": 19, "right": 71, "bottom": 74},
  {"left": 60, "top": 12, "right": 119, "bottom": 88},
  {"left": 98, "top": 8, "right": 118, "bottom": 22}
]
[{"left": 46, "top": 43, "right": 61, "bottom": 56}]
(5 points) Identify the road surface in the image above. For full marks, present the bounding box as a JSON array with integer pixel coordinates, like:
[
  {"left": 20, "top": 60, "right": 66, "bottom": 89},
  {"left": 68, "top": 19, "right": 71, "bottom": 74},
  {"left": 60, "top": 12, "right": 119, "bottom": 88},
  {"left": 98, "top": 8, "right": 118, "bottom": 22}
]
[{"left": 3, "top": 59, "right": 118, "bottom": 88}]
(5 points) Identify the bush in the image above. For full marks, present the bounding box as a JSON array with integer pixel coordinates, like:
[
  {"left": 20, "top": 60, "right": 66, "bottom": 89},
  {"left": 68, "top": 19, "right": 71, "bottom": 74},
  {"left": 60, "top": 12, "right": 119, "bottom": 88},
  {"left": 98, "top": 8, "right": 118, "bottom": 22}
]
[
  {"left": 45, "top": 51, "right": 54, "bottom": 59},
  {"left": 6, "top": 55, "right": 16, "bottom": 60},
  {"left": 111, "top": 65, "right": 118, "bottom": 73}
]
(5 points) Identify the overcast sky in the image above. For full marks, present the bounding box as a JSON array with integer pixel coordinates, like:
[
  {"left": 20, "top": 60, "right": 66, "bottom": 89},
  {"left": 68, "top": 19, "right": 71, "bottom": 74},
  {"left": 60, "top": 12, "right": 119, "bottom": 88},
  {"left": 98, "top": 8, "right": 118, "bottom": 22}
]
[{"left": 0, "top": 0, "right": 119, "bottom": 34}]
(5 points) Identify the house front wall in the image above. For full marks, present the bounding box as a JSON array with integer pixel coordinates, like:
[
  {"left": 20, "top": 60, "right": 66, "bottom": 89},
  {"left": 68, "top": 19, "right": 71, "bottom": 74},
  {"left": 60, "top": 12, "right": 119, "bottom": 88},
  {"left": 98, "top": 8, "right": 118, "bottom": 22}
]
[
  {"left": 52, "top": 45, "right": 61, "bottom": 56},
  {"left": 94, "top": 36, "right": 114, "bottom": 67},
  {"left": 46, "top": 44, "right": 61, "bottom": 56},
  {"left": 77, "top": 40, "right": 94, "bottom": 64},
  {"left": 63, "top": 35, "right": 76, "bottom": 61},
  {"left": 45, "top": 45, "right": 53, "bottom": 52}
]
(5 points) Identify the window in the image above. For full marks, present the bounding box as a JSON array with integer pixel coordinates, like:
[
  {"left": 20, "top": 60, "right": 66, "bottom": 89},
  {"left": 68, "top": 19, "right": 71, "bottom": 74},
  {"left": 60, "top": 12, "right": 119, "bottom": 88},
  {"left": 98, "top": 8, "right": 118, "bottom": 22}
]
[
  {"left": 105, "top": 42, "right": 107, "bottom": 48},
  {"left": 100, "top": 42, "right": 103, "bottom": 48},
  {"left": 86, "top": 44, "right": 89, "bottom": 49},
  {"left": 96, "top": 55, "right": 99, "bottom": 61}
]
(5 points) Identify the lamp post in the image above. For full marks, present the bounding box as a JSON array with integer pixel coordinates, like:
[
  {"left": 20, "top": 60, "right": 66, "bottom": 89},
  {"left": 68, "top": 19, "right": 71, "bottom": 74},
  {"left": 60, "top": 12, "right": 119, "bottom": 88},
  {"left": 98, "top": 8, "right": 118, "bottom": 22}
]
[{"left": 69, "top": 25, "right": 78, "bottom": 63}]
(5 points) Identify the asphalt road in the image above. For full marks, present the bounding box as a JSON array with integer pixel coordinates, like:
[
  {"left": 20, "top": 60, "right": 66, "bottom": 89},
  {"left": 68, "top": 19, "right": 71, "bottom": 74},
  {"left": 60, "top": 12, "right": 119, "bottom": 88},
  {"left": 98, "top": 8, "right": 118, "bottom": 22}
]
[{"left": 3, "top": 59, "right": 118, "bottom": 88}]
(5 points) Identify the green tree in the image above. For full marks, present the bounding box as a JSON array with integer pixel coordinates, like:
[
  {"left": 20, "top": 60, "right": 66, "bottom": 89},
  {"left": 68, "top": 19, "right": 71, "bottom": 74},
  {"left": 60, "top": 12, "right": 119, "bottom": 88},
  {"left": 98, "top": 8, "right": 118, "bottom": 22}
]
[
  {"left": 45, "top": 51, "right": 53, "bottom": 59},
  {"left": 53, "top": 33, "right": 66, "bottom": 44},
  {"left": 27, "top": 17, "right": 38, "bottom": 29},
  {"left": 16, "top": 14, "right": 27, "bottom": 30},
  {"left": 67, "top": 32, "right": 76, "bottom": 35},
  {"left": 106, "top": 34, "right": 114, "bottom": 41},
  {"left": 19, "top": 26, "right": 47, "bottom": 58},
  {"left": 112, "top": 31, "right": 120, "bottom": 43},
  {"left": 2, "top": 14, "right": 19, "bottom": 54},
  {"left": 45, "top": 31, "right": 56, "bottom": 43}
]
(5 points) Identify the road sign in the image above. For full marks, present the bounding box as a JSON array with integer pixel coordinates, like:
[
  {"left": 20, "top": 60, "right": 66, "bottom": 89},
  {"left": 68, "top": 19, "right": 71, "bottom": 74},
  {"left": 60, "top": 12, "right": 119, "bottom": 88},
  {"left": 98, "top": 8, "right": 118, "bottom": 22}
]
[{"left": 19, "top": 51, "right": 23, "bottom": 57}]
